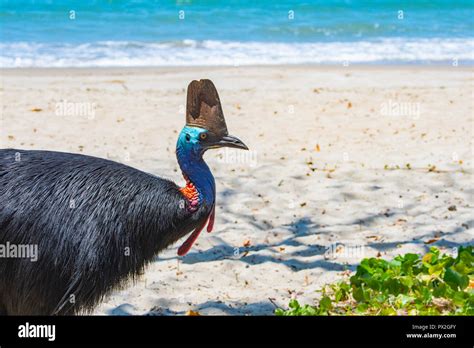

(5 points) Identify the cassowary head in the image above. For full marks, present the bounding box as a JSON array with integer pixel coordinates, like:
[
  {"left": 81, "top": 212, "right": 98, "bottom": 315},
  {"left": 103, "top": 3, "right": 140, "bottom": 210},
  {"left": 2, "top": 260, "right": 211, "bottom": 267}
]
[
  {"left": 175, "top": 79, "right": 248, "bottom": 256},
  {"left": 176, "top": 79, "right": 248, "bottom": 177},
  {"left": 177, "top": 79, "right": 248, "bottom": 160}
]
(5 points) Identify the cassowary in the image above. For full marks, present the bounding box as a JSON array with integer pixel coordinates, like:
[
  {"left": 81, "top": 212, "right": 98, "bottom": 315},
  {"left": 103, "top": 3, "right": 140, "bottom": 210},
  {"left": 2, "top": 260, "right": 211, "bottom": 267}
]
[{"left": 0, "top": 79, "right": 247, "bottom": 315}]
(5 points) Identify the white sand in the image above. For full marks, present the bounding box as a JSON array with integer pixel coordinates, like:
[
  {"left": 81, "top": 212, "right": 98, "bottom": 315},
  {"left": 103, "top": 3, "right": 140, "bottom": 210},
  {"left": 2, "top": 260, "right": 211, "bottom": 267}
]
[{"left": 1, "top": 66, "right": 472, "bottom": 315}]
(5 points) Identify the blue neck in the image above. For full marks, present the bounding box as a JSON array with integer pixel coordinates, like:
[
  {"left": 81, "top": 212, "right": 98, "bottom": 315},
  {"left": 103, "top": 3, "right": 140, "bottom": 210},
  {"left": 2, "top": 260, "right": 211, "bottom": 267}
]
[{"left": 176, "top": 127, "right": 216, "bottom": 207}]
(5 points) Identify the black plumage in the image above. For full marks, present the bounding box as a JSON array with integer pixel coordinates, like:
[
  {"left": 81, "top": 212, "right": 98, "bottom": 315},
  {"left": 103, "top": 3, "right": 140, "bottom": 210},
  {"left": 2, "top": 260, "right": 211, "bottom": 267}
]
[{"left": 0, "top": 149, "right": 210, "bottom": 315}]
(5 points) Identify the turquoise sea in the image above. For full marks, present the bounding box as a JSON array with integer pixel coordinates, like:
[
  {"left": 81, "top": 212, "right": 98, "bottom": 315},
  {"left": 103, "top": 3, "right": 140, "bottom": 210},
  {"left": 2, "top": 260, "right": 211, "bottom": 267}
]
[{"left": 1, "top": 0, "right": 473, "bottom": 67}]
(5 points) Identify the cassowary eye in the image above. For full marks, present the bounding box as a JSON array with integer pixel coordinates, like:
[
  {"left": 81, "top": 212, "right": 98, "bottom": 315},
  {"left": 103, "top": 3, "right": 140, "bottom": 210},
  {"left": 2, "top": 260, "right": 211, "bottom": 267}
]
[
  {"left": 185, "top": 133, "right": 191, "bottom": 141},
  {"left": 199, "top": 133, "right": 207, "bottom": 140}
]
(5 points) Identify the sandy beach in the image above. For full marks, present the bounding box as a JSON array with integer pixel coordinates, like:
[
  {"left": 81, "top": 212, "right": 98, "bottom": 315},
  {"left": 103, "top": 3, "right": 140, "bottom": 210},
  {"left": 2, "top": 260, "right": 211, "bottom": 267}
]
[{"left": 1, "top": 66, "right": 472, "bottom": 315}]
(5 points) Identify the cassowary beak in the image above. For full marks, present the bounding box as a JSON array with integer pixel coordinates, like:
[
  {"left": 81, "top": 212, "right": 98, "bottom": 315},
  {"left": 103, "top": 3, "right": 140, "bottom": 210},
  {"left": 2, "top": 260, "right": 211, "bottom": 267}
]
[{"left": 215, "top": 134, "right": 249, "bottom": 150}]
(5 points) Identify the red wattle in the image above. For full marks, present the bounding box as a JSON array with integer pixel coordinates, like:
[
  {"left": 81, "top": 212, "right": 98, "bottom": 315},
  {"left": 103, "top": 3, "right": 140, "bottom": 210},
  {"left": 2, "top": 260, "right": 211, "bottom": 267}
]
[
  {"left": 177, "top": 222, "right": 206, "bottom": 256},
  {"left": 207, "top": 205, "right": 215, "bottom": 233},
  {"left": 177, "top": 206, "right": 215, "bottom": 256}
]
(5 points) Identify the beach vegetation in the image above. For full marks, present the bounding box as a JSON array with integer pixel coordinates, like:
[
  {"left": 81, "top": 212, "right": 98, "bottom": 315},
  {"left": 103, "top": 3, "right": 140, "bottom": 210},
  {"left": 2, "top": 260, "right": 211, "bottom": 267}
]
[{"left": 276, "top": 246, "right": 473, "bottom": 316}]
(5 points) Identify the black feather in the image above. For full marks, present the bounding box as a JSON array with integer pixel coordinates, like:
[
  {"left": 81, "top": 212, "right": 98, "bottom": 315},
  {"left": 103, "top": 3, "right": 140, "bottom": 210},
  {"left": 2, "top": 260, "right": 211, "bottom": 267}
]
[{"left": 0, "top": 149, "right": 210, "bottom": 315}]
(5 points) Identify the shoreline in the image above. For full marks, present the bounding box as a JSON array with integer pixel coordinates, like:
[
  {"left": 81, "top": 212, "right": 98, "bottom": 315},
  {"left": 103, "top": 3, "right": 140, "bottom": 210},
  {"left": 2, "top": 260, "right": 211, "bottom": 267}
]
[{"left": 1, "top": 64, "right": 473, "bottom": 75}]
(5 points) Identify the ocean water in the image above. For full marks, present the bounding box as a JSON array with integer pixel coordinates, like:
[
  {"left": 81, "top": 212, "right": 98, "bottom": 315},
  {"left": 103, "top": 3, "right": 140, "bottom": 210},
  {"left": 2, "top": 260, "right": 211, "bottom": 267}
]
[{"left": 0, "top": 0, "right": 473, "bottom": 67}]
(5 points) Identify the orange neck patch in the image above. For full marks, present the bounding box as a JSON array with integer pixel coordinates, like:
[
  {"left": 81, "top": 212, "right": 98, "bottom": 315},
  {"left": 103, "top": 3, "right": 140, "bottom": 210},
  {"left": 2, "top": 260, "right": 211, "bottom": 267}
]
[{"left": 180, "top": 177, "right": 200, "bottom": 211}]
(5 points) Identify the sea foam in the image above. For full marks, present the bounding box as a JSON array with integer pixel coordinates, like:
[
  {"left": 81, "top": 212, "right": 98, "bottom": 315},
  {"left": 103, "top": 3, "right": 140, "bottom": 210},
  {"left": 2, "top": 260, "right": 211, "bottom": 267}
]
[{"left": 1, "top": 38, "right": 473, "bottom": 67}]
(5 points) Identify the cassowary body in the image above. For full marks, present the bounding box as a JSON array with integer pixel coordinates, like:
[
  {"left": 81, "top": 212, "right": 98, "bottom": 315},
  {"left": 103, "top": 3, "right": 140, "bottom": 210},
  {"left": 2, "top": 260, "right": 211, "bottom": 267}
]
[
  {"left": 0, "top": 149, "right": 209, "bottom": 315},
  {"left": 0, "top": 79, "right": 247, "bottom": 315}
]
